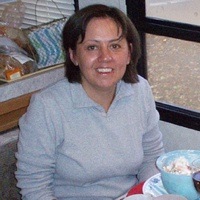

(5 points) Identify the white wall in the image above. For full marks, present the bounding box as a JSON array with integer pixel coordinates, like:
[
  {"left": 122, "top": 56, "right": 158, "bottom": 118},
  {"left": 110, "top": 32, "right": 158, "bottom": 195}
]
[
  {"left": 79, "top": 0, "right": 126, "bottom": 13},
  {"left": 79, "top": 0, "right": 200, "bottom": 152},
  {"left": 160, "top": 121, "right": 200, "bottom": 152}
]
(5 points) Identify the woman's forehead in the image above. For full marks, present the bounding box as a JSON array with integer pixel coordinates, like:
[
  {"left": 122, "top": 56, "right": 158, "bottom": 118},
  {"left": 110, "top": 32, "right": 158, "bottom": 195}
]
[
  {"left": 87, "top": 16, "right": 121, "bottom": 30},
  {"left": 85, "top": 17, "right": 122, "bottom": 38}
]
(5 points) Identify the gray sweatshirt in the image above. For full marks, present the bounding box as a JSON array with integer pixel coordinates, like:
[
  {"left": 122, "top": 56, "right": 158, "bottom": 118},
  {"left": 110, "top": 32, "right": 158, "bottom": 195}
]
[{"left": 15, "top": 76, "right": 164, "bottom": 200}]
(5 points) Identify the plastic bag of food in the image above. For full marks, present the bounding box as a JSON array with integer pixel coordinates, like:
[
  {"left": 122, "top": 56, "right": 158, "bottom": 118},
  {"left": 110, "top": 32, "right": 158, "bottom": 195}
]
[
  {"left": 0, "top": 24, "right": 36, "bottom": 57},
  {"left": 1, "top": 0, "right": 26, "bottom": 28},
  {"left": 0, "top": 55, "right": 23, "bottom": 80},
  {"left": 0, "top": 37, "right": 37, "bottom": 81},
  {"left": 0, "top": 53, "right": 37, "bottom": 81}
]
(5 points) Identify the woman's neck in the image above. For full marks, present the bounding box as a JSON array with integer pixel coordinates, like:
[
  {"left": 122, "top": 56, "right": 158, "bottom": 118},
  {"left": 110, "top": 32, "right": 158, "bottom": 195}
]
[{"left": 82, "top": 85, "right": 116, "bottom": 112}]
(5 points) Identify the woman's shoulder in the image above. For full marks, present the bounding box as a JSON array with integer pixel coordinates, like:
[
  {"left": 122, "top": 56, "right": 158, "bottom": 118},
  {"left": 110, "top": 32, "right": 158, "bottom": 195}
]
[
  {"left": 137, "top": 75, "right": 149, "bottom": 85},
  {"left": 44, "top": 78, "right": 69, "bottom": 91},
  {"left": 37, "top": 78, "right": 69, "bottom": 96},
  {"left": 126, "top": 75, "right": 153, "bottom": 100},
  {"left": 30, "top": 78, "right": 71, "bottom": 104},
  {"left": 127, "top": 75, "right": 150, "bottom": 91}
]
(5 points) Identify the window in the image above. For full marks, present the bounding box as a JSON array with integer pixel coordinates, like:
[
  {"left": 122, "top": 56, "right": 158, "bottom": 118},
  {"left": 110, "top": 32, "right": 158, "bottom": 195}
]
[
  {"left": 147, "top": 34, "right": 200, "bottom": 112},
  {"left": 146, "top": 0, "right": 200, "bottom": 26},
  {"left": 126, "top": 0, "right": 200, "bottom": 131},
  {"left": 0, "top": 0, "right": 78, "bottom": 28}
]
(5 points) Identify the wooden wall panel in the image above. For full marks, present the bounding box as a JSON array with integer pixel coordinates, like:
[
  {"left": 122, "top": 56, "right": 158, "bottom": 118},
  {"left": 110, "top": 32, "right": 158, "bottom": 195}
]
[{"left": 0, "top": 92, "right": 36, "bottom": 132}]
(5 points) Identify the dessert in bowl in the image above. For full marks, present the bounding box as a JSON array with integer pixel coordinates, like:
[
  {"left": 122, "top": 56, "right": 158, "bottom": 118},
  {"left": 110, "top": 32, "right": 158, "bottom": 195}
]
[{"left": 156, "top": 150, "right": 200, "bottom": 200}]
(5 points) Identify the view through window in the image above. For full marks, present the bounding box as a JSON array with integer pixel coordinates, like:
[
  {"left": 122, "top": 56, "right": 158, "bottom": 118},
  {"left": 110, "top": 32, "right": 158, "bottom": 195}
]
[
  {"left": 146, "top": 34, "right": 200, "bottom": 112},
  {"left": 145, "top": 0, "right": 200, "bottom": 112}
]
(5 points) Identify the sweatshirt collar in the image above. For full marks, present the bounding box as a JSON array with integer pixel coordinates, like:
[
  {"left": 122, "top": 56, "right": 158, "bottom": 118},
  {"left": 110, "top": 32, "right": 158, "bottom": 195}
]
[{"left": 70, "top": 80, "right": 135, "bottom": 108}]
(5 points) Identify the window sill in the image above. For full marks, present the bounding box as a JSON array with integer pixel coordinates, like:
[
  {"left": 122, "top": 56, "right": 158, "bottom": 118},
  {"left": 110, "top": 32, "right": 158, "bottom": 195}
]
[{"left": 156, "top": 102, "right": 200, "bottom": 131}]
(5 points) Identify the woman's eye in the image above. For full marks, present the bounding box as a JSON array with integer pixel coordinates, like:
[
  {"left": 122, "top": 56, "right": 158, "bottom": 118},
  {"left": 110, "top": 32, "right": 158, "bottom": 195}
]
[
  {"left": 111, "top": 44, "right": 121, "bottom": 49},
  {"left": 87, "top": 45, "right": 97, "bottom": 50}
]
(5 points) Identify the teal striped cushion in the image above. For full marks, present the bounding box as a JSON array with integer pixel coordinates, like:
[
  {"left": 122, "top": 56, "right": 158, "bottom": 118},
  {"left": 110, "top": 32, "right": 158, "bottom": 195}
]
[{"left": 28, "top": 20, "right": 66, "bottom": 69}]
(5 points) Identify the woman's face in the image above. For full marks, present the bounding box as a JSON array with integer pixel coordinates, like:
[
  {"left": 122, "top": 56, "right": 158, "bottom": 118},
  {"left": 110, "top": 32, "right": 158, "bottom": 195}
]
[{"left": 69, "top": 17, "right": 131, "bottom": 93}]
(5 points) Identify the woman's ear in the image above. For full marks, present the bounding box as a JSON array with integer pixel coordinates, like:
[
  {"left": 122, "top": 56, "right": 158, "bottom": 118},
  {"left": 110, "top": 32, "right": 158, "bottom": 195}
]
[
  {"left": 127, "top": 43, "right": 133, "bottom": 65},
  {"left": 69, "top": 48, "right": 78, "bottom": 66}
]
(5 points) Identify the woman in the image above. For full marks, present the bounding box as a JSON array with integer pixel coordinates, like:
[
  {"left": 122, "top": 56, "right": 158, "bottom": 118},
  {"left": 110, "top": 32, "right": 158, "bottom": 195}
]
[{"left": 15, "top": 4, "right": 164, "bottom": 200}]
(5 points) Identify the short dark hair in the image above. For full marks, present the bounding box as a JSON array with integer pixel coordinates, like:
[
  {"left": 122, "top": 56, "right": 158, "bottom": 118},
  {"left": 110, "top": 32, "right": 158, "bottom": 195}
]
[{"left": 62, "top": 4, "right": 141, "bottom": 83}]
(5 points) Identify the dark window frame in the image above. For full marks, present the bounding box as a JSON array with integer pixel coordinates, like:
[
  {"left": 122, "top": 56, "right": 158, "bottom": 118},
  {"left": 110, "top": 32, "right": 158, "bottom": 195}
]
[
  {"left": 126, "top": 0, "right": 200, "bottom": 131},
  {"left": 74, "top": 0, "right": 79, "bottom": 11}
]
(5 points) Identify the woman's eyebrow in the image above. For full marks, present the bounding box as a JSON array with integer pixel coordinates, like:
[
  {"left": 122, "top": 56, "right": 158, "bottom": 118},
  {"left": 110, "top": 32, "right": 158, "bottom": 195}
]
[
  {"left": 82, "top": 36, "right": 123, "bottom": 44},
  {"left": 109, "top": 36, "right": 123, "bottom": 43}
]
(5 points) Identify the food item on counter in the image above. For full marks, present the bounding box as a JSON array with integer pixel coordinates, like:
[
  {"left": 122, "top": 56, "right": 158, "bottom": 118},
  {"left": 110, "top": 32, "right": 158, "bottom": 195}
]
[
  {"left": 0, "top": 37, "right": 37, "bottom": 80},
  {"left": 0, "top": 25, "right": 36, "bottom": 59},
  {"left": 163, "top": 156, "right": 195, "bottom": 175},
  {"left": 5, "top": 66, "right": 22, "bottom": 80},
  {"left": 0, "top": 54, "right": 37, "bottom": 80},
  {"left": 0, "top": 55, "right": 23, "bottom": 80}
]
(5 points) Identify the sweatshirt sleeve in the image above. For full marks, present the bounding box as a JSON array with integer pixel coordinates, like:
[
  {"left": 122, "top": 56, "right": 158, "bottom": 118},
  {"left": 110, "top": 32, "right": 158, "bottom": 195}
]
[
  {"left": 15, "top": 93, "right": 60, "bottom": 200},
  {"left": 137, "top": 79, "right": 165, "bottom": 182}
]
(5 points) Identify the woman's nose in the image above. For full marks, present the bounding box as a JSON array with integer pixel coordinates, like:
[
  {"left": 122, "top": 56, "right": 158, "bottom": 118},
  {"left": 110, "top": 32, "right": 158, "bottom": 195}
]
[{"left": 98, "top": 47, "right": 112, "bottom": 62}]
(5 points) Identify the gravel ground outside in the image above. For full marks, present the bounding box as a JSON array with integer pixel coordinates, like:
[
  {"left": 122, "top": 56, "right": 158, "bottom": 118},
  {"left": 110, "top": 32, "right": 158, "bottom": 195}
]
[{"left": 146, "top": 34, "right": 200, "bottom": 112}]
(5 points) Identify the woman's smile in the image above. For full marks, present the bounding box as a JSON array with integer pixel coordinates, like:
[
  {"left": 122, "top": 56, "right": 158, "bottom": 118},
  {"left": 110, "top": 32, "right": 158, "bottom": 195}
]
[{"left": 96, "top": 67, "right": 113, "bottom": 73}]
